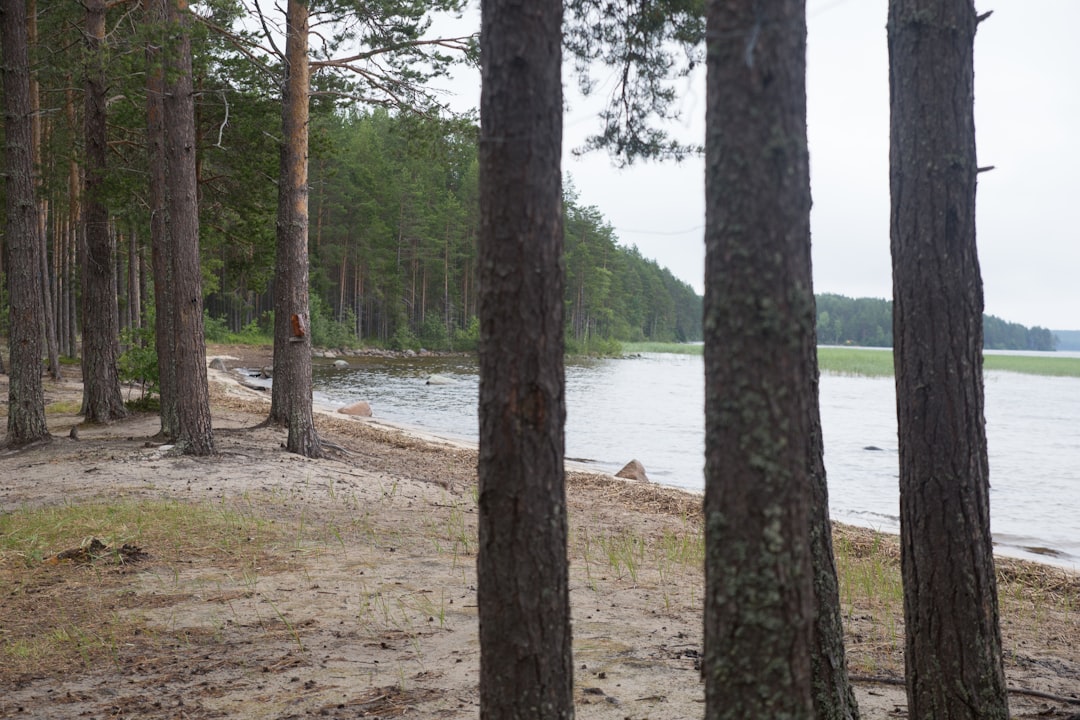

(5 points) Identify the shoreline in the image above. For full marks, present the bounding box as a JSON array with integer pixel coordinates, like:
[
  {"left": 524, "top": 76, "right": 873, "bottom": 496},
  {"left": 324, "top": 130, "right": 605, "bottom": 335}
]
[
  {"left": 219, "top": 345, "right": 1080, "bottom": 572},
  {"left": 1, "top": 351, "right": 1077, "bottom": 719}
]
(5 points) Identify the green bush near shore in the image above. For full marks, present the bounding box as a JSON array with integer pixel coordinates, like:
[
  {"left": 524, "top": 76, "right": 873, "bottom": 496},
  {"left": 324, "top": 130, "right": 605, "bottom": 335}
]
[
  {"left": 621, "top": 341, "right": 701, "bottom": 355},
  {"left": 819, "top": 347, "right": 1080, "bottom": 378}
]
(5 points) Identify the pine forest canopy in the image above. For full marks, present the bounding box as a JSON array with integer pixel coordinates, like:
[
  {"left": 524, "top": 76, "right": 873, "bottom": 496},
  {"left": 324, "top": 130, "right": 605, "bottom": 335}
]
[
  {"left": 0, "top": 1, "right": 1055, "bottom": 356},
  {"left": 0, "top": 1, "right": 697, "bottom": 356}
]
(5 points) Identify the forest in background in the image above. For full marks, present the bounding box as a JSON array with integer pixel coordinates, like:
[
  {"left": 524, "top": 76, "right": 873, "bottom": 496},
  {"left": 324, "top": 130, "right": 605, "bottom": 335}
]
[
  {"left": 816, "top": 293, "right": 1059, "bottom": 351},
  {"left": 199, "top": 108, "right": 703, "bottom": 352},
  {"left": 0, "top": 2, "right": 1058, "bottom": 357},
  {"left": 0, "top": 0, "right": 700, "bottom": 357}
]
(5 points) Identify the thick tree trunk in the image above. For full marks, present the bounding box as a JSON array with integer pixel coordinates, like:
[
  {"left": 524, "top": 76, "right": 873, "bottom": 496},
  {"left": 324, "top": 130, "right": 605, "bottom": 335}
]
[
  {"left": 2, "top": 0, "right": 51, "bottom": 445},
  {"left": 702, "top": 1, "right": 820, "bottom": 717},
  {"left": 161, "top": 0, "right": 214, "bottom": 455},
  {"left": 81, "top": 0, "right": 127, "bottom": 423},
  {"left": 269, "top": 0, "right": 323, "bottom": 458},
  {"left": 476, "top": 1, "right": 572, "bottom": 718},
  {"left": 888, "top": 2, "right": 1008, "bottom": 718}
]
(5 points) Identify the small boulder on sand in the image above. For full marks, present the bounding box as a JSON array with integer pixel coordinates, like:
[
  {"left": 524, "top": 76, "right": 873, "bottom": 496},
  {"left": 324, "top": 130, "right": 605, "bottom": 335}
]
[
  {"left": 615, "top": 459, "right": 649, "bottom": 483},
  {"left": 339, "top": 400, "right": 372, "bottom": 417}
]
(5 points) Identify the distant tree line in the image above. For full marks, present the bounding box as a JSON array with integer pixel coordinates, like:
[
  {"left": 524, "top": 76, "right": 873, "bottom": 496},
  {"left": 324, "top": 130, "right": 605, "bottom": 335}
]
[{"left": 815, "top": 293, "right": 1058, "bottom": 350}]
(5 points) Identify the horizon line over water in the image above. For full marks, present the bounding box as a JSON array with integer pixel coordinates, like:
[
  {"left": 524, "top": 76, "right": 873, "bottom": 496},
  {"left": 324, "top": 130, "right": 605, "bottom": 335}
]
[{"left": 307, "top": 351, "right": 1079, "bottom": 571}]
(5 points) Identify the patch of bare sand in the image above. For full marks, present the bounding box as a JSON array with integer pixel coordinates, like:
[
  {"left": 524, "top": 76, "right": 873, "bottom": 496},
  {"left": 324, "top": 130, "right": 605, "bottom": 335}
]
[{"left": 0, "top": 351, "right": 1077, "bottom": 719}]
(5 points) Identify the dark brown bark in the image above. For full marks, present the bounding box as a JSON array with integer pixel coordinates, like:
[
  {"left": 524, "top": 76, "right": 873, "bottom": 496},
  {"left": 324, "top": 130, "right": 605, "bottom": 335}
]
[
  {"left": 80, "top": 0, "right": 127, "bottom": 423},
  {"left": 702, "top": 1, "right": 818, "bottom": 716},
  {"left": 476, "top": 0, "right": 572, "bottom": 718},
  {"left": 161, "top": 0, "right": 214, "bottom": 455},
  {"left": 888, "top": 2, "right": 1008, "bottom": 718},
  {"left": 128, "top": 227, "right": 141, "bottom": 332},
  {"left": 269, "top": 0, "right": 322, "bottom": 458},
  {"left": 64, "top": 83, "right": 81, "bottom": 360},
  {"left": 145, "top": 0, "right": 177, "bottom": 438},
  {"left": 2, "top": 0, "right": 51, "bottom": 445},
  {"left": 27, "top": 0, "right": 62, "bottom": 382}
]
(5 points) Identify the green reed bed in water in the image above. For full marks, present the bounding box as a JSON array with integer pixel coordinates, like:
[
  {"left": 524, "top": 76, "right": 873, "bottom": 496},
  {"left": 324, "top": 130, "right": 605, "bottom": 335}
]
[{"left": 621, "top": 343, "right": 1080, "bottom": 378}]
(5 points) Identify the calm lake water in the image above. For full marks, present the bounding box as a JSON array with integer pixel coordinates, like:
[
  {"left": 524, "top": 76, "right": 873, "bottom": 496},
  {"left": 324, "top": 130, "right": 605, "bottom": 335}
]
[{"left": 310, "top": 351, "right": 1080, "bottom": 569}]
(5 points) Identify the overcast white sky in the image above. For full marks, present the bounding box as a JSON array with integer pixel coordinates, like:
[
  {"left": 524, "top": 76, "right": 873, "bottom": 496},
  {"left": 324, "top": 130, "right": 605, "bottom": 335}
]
[{"left": 434, "top": 1, "right": 1080, "bottom": 331}]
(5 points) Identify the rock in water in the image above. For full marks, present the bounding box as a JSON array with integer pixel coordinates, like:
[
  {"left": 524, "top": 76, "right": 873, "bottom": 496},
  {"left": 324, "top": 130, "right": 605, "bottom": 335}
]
[
  {"left": 333, "top": 359, "right": 350, "bottom": 368},
  {"left": 615, "top": 459, "right": 649, "bottom": 483},
  {"left": 426, "top": 374, "right": 457, "bottom": 386},
  {"left": 339, "top": 401, "right": 372, "bottom": 417}
]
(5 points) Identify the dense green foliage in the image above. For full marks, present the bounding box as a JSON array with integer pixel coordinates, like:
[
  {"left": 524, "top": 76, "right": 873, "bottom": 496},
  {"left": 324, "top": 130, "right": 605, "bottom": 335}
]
[
  {"left": 205, "top": 108, "right": 702, "bottom": 351},
  {"left": 816, "top": 293, "right": 1057, "bottom": 351}
]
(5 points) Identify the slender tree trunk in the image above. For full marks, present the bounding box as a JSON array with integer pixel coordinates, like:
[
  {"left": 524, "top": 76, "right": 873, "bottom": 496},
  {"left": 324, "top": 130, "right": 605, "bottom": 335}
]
[
  {"left": 53, "top": 209, "right": 65, "bottom": 357},
  {"left": 444, "top": 234, "right": 450, "bottom": 344},
  {"left": 269, "top": 0, "right": 323, "bottom": 458},
  {"left": 64, "top": 83, "right": 81, "bottom": 360},
  {"left": 38, "top": 199, "right": 62, "bottom": 380},
  {"left": 888, "top": 2, "right": 1008, "bottom": 718},
  {"left": 27, "top": 2, "right": 62, "bottom": 382},
  {"left": 128, "top": 227, "right": 141, "bottom": 332},
  {"left": 117, "top": 230, "right": 129, "bottom": 333},
  {"left": 81, "top": 0, "right": 127, "bottom": 423},
  {"left": 161, "top": 0, "right": 214, "bottom": 455},
  {"left": 2, "top": 0, "right": 51, "bottom": 445},
  {"left": 67, "top": 218, "right": 79, "bottom": 359},
  {"left": 477, "top": 0, "right": 572, "bottom": 718},
  {"left": 702, "top": 1, "right": 822, "bottom": 717},
  {"left": 146, "top": 0, "right": 177, "bottom": 437}
]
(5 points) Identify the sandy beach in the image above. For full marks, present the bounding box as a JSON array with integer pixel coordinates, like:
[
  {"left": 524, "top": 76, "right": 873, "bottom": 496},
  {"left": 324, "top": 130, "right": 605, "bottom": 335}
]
[{"left": 1, "top": 345, "right": 1077, "bottom": 719}]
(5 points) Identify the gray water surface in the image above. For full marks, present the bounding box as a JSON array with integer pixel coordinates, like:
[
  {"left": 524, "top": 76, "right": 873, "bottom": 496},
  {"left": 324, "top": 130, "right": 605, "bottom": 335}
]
[{"left": 312, "top": 352, "right": 1080, "bottom": 569}]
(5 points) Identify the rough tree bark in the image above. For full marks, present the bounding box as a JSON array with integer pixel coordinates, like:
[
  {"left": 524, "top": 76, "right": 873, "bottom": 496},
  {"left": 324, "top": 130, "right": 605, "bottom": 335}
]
[
  {"left": 27, "top": 0, "right": 62, "bottom": 382},
  {"left": 476, "top": 0, "right": 573, "bottom": 718},
  {"left": 2, "top": 0, "right": 52, "bottom": 445},
  {"left": 702, "top": 0, "right": 819, "bottom": 716},
  {"left": 81, "top": 0, "right": 128, "bottom": 423},
  {"left": 158, "top": 0, "right": 214, "bottom": 455},
  {"left": 268, "top": 0, "right": 323, "bottom": 458},
  {"left": 888, "top": 2, "right": 1008, "bottom": 718},
  {"left": 146, "top": 0, "right": 178, "bottom": 438}
]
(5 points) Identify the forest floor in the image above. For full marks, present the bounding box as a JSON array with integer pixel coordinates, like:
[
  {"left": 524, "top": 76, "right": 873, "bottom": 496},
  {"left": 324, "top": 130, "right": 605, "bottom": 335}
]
[{"left": 0, "top": 344, "right": 1077, "bottom": 719}]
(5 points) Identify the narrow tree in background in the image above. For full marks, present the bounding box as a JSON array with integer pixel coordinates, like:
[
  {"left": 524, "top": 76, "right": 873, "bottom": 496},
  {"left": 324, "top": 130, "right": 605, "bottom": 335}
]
[
  {"left": 2, "top": 0, "right": 51, "bottom": 446},
  {"left": 81, "top": 0, "right": 127, "bottom": 423},
  {"left": 888, "top": 2, "right": 1008, "bottom": 717},
  {"left": 268, "top": 0, "right": 323, "bottom": 457},
  {"left": 476, "top": 0, "right": 573, "bottom": 717},
  {"left": 27, "top": 0, "right": 63, "bottom": 382},
  {"left": 154, "top": 0, "right": 215, "bottom": 455},
  {"left": 702, "top": 0, "right": 818, "bottom": 716}
]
